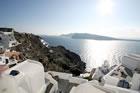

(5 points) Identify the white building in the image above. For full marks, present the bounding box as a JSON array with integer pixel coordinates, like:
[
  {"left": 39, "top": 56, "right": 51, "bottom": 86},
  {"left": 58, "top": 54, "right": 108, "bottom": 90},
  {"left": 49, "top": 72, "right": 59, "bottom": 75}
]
[{"left": 0, "top": 28, "right": 18, "bottom": 50}]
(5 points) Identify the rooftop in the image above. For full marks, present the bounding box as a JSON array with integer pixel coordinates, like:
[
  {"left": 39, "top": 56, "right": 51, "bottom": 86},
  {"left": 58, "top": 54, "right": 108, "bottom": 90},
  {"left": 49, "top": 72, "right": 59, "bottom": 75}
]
[{"left": 0, "top": 28, "right": 13, "bottom": 32}]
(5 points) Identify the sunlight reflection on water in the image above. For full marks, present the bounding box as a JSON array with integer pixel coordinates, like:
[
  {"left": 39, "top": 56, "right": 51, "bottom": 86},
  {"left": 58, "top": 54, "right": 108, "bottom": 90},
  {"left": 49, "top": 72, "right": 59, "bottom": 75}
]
[
  {"left": 44, "top": 36, "right": 140, "bottom": 71},
  {"left": 81, "top": 40, "right": 123, "bottom": 71}
]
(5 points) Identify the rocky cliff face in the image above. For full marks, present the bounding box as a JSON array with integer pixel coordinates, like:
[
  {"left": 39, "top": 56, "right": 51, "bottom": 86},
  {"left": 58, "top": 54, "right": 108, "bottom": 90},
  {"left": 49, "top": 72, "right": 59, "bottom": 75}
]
[{"left": 12, "top": 32, "right": 86, "bottom": 76}]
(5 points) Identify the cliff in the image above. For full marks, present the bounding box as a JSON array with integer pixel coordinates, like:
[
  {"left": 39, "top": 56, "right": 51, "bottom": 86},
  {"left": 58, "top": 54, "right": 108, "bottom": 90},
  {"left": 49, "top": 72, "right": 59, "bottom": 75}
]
[{"left": 12, "top": 32, "right": 86, "bottom": 76}]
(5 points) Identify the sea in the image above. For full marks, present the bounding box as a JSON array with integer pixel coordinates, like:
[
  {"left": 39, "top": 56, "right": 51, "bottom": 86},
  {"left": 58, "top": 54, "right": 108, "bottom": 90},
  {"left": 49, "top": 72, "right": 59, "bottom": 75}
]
[{"left": 42, "top": 36, "right": 140, "bottom": 71}]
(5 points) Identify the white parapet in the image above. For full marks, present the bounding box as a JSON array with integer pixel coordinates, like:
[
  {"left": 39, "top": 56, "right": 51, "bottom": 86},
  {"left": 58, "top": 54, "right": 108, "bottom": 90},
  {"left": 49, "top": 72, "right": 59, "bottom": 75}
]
[
  {"left": 70, "top": 83, "right": 107, "bottom": 93},
  {"left": 0, "top": 59, "right": 46, "bottom": 93},
  {"left": 48, "top": 71, "right": 88, "bottom": 84}
]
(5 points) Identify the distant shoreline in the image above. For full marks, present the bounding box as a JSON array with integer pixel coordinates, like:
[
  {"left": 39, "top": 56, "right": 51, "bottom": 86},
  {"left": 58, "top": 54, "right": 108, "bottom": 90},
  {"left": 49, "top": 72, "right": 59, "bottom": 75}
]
[
  {"left": 42, "top": 35, "right": 140, "bottom": 42},
  {"left": 60, "top": 33, "right": 140, "bottom": 41}
]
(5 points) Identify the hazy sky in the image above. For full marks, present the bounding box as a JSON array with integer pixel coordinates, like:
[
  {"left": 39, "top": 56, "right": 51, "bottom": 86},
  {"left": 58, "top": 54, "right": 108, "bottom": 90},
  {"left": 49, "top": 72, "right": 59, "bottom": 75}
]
[{"left": 0, "top": 0, "right": 140, "bottom": 39}]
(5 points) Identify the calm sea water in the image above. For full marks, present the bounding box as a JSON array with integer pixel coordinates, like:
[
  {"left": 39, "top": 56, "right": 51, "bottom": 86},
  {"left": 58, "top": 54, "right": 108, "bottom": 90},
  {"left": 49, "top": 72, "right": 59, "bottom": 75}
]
[{"left": 42, "top": 36, "right": 140, "bottom": 71}]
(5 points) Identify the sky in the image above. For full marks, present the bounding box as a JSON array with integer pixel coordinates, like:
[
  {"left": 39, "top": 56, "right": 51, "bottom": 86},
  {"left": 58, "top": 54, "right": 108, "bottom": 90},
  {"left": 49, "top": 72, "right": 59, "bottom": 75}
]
[{"left": 0, "top": 0, "right": 140, "bottom": 39}]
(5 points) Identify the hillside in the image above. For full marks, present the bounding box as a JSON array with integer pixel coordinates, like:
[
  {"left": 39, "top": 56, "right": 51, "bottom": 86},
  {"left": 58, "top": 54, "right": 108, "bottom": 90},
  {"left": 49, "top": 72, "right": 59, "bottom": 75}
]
[
  {"left": 61, "top": 33, "right": 140, "bottom": 41},
  {"left": 12, "top": 32, "right": 86, "bottom": 76},
  {"left": 61, "top": 33, "right": 117, "bottom": 40}
]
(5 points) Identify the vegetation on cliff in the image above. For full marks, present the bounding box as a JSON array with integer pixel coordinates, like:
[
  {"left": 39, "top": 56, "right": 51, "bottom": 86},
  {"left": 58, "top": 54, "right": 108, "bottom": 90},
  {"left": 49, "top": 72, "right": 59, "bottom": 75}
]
[{"left": 12, "top": 32, "right": 86, "bottom": 76}]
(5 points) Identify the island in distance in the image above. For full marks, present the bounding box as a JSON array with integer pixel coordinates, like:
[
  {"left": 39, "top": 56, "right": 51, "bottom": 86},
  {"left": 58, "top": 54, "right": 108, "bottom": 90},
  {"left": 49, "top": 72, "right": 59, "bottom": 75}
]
[{"left": 61, "top": 33, "right": 140, "bottom": 41}]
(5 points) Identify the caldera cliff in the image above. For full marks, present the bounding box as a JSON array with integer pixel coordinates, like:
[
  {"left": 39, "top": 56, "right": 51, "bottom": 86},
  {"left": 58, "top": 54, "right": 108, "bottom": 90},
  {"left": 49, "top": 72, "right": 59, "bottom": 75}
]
[{"left": 12, "top": 32, "right": 86, "bottom": 76}]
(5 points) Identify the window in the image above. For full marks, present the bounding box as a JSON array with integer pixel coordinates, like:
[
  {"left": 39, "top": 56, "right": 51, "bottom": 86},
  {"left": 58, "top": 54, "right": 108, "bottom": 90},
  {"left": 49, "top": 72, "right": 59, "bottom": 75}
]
[
  {"left": 0, "top": 57, "right": 2, "bottom": 61},
  {"left": 5, "top": 59, "right": 9, "bottom": 64}
]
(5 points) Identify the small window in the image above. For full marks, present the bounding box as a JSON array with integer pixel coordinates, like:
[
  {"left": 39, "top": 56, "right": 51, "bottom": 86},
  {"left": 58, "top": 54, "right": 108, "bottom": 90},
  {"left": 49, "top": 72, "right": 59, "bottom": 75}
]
[
  {"left": 5, "top": 59, "right": 9, "bottom": 64},
  {"left": 0, "top": 57, "right": 2, "bottom": 61},
  {"left": 12, "top": 43, "right": 16, "bottom": 45}
]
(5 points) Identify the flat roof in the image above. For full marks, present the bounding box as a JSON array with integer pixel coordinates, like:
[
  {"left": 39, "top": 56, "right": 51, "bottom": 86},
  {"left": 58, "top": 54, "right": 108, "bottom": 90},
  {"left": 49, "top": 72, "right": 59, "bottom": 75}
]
[{"left": 0, "top": 28, "right": 13, "bottom": 32}]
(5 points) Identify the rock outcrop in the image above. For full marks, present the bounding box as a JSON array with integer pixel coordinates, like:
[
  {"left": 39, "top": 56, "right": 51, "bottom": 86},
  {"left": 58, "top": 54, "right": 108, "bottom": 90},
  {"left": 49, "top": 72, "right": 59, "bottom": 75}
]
[{"left": 12, "top": 32, "right": 86, "bottom": 75}]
